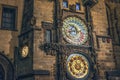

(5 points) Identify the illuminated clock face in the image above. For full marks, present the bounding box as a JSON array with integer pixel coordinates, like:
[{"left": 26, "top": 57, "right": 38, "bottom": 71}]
[
  {"left": 67, "top": 54, "right": 89, "bottom": 79},
  {"left": 62, "top": 17, "right": 88, "bottom": 45},
  {"left": 21, "top": 45, "right": 29, "bottom": 58}
]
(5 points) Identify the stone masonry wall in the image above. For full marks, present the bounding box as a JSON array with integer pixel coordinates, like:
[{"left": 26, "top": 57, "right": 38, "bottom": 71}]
[
  {"left": 33, "top": 0, "right": 55, "bottom": 80},
  {"left": 91, "top": 0, "right": 116, "bottom": 80},
  {"left": 0, "top": 0, "right": 24, "bottom": 61},
  {"left": 105, "top": 1, "right": 120, "bottom": 70},
  {"left": 34, "top": 0, "right": 54, "bottom": 27}
]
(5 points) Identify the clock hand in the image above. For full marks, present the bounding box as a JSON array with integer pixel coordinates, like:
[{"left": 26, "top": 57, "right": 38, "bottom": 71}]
[
  {"left": 77, "top": 30, "right": 81, "bottom": 32},
  {"left": 68, "top": 30, "right": 76, "bottom": 33}
]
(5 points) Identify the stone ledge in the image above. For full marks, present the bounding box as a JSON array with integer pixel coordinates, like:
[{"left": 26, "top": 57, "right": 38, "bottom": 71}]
[
  {"left": 17, "top": 70, "right": 50, "bottom": 79},
  {"left": 33, "top": 70, "right": 50, "bottom": 75},
  {"left": 106, "top": 70, "right": 120, "bottom": 77}
]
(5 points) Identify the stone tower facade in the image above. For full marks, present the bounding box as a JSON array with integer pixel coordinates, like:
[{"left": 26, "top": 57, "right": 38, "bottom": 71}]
[{"left": 0, "top": 0, "right": 120, "bottom": 80}]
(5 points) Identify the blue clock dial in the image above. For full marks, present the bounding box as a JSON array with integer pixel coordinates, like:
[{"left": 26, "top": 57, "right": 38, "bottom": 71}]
[
  {"left": 62, "top": 17, "right": 88, "bottom": 45},
  {"left": 68, "top": 25, "right": 77, "bottom": 36}
]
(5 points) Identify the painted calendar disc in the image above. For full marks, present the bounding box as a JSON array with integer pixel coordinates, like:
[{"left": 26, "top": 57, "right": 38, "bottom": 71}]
[{"left": 67, "top": 54, "right": 89, "bottom": 79}]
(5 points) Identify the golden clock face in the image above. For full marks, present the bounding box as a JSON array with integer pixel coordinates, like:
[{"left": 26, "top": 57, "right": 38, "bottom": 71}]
[
  {"left": 62, "top": 17, "right": 88, "bottom": 45},
  {"left": 21, "top": 45, "right": 29, "bottom": 58},
  {"left": 67, "top": 54, "right": 89, "bottom": 79}
]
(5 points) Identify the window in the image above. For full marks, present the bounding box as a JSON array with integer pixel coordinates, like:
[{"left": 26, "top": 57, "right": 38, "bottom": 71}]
[
  {"left": 45, "top": 30, "right": 52, "bottom": 43},
  {"left": 1, "top": 7, "right": 16, "bottom": 30},
  {"left": 63, "top": 1, "right": 68, "bottom": 8},
  {"left": 107, "top": 27, "right": 110, "bottom": 35},
  {"left": 76, "top": 3, "right": 81, "bottom": 10},
  {"left": 102, "top": 38, "right": 106, "bottom": 43},
  {"left": 107, "top": 38, "right": 110, "bottom": 43}
]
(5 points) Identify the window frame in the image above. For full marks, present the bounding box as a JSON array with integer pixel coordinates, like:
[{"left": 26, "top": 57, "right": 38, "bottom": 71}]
[
  {"left": 76, "top": 3, "right": 81, "bottom": 11},
  {"left": 45, "top": 29, "right": 52, "bottom": 43},
  {"left": 42, "top": 21, "right": 53, "bottom": 43},
  {"left": 1, "top": 5, "right": 17, "bottom": 31},
  {"left": 63, "top": 1, "right": 68, "bottom": 8}
]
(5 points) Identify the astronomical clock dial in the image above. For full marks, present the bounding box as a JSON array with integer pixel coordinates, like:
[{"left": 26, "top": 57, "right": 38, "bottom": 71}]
[
  {"left": 67, "top": 54, "right": 89, "bottom": 79},
  {"left": 62, "top": 17, "right": 88, "bottom": 45},
  {"left": 21, "top": 45, "right": 29, "bottom": 58}
]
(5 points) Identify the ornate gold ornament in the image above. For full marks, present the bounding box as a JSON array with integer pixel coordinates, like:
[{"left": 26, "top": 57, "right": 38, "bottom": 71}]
[
  {"left": 67, "top": 54, "right": 89, "bottom": 79},
  {"left": 21, "top": 45, "right": 29, "bottom": 58}
]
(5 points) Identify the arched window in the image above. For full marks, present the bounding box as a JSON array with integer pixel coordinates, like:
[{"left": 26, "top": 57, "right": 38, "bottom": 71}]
[
  {"left": 0, "top": 65, "right": 5, "bottom": 80},
  {"left": 0, "top": 54, "right": 14, "bottom": 80}
]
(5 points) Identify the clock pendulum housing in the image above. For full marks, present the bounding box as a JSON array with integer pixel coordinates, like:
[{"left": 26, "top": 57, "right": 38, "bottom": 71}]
[{"left": 56, "top": 14, "right": 96, "bottom": 79}]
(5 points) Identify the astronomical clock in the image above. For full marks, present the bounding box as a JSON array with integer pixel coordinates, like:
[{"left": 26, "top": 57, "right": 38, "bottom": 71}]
[
  {"left": 57, "top": 16, "right": 94, "bottom": 80},
  {"left": 53, "top": 1, "right": 97, "bottom": 80},
  {"left": 62, "top": 17, "right": 88, "bottom": 45}
]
